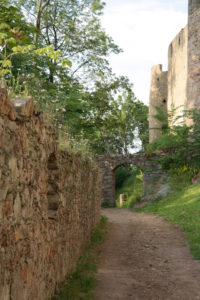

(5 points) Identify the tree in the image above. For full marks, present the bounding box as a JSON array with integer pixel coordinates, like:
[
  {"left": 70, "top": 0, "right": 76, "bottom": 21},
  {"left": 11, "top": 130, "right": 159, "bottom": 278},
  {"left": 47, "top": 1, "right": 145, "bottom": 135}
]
[
  {"left": 34, "top": 0, "right": 50, "bottom": 43},
  {"left": 0, "top": 2, "right": 70, "bottom": 91},
  {"left": 62, "top": 75, "right": 149, "bottom": 155},
  {"left": 1, "top": 0, "right": 149, "bottom": 156},
  {"left": 12, "top": 0, "right": 121, "bottom": 83},
  {"left": 0, "top": 3, "right": 34, "bottom": 86},
  {"left": 133, "top": 100, "right": 149, "bottom": 150}
]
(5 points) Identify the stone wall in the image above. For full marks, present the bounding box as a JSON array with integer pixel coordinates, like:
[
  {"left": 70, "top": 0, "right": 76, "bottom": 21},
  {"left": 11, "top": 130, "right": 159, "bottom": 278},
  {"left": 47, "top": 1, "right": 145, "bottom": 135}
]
[
  {"left": 97, "top": 153, "right": 169, "bottom": 207},
  {"left": 187, "top": 0, "right": 200, "bottom": 111},
  {"left": 149, "top": 1, "right": 200, "bottom": 136},
  {"left": 168, "top": 26, "right": 188, "bottom": 124},
  {"left": 149, "top": 65, "right": 168, "bottom": 143},
  {"left": 97, "top": 153, "right": 146, "bottom": 206},
  {"left": 0, "top": 89, "right": 102, "bottom": 300}
]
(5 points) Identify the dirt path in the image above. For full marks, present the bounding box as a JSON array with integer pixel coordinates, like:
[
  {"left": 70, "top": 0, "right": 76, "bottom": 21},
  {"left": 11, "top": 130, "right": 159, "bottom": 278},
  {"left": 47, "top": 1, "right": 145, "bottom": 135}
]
[{"left": 94, "top": 209, "right": 200, "bottom": 300}]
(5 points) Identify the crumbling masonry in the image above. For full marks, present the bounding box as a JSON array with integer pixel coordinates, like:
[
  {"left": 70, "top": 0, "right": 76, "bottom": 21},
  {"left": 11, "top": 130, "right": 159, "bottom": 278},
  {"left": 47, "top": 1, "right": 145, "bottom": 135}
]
[
  {"left": 149, "top": 0, "right": 200, "bottom": 142},
  {"left": 0, "top": 89, "right": 102, "bottom": 300}
]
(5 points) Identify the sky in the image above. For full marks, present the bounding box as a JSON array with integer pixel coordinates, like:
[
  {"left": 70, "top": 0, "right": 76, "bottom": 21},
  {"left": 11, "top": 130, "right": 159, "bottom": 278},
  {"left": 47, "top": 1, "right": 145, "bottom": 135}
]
[{"left": 101, "top": 0, "right": 188, "bottom": 105}]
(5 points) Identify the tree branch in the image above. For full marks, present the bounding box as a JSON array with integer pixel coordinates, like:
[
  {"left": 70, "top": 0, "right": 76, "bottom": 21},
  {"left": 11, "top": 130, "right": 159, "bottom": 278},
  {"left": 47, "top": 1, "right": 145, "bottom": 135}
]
[
  {"left": 42, "top": 0, "right": 50, "bottom": 10},
  {"left": 71, "top": 59, "right": 90, "bottom": 77},
  {"left": 34, "top": 0, "right": 50, "bottom": 43}
]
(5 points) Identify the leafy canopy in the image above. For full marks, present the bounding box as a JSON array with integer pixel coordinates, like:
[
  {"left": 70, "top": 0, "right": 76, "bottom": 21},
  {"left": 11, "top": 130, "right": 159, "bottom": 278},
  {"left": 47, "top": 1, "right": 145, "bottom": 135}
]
[{"left": 0, "top": 0, "right": 148, "bottom": 156}]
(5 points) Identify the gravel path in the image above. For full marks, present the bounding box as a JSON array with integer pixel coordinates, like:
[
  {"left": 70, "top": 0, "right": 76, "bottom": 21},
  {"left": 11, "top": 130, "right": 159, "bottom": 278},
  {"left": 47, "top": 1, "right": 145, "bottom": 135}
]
[{"left": 94, "top": 208, "right": 200, "bottom": 300}]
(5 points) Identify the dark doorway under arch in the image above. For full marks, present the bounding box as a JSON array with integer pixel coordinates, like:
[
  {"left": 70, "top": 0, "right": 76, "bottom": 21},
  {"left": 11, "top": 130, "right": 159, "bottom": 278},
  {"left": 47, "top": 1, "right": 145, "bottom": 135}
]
[{"left": 115, "top": 165, "right": 143, "bottom": 207}]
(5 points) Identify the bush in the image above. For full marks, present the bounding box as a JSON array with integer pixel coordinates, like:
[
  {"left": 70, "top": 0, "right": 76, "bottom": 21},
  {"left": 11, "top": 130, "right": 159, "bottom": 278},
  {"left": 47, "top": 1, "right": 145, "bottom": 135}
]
[
  {"left": 115, "top": 165, "right": 138, "bottom": 189},
  {"left": 147, "top": 107, "right": 200, "bottom": 171},
  {"left": 115, "top": 171, "right": 143, "bottom": 208}
]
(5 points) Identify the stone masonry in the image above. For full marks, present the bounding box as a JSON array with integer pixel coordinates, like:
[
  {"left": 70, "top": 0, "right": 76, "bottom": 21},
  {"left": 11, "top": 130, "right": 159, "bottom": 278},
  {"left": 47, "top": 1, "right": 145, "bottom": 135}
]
[
  {"left": 168, "top": 26, "right": 188, "bottom": 124},
  {"left": 149, "top": 65, "right": 168, "bottom": 143},
  {"left": 149, "top": 0, "right": 200, "bottom": 140},
  {"left": 187, "top": 0, "right": 200, "bottom": 111},
  {"left": 97, "top": 153, "right": 164, "bottom": 206},
  {"left": 97, "top": 153, "right": 146, "bottom": 206},
  {"left": 0, "top": 89, "right": 102, "bottom": 300}
]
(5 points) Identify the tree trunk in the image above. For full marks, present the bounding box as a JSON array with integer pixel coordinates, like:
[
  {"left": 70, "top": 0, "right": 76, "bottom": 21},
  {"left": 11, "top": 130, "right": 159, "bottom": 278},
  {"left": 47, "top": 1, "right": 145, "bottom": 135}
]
[
  {"left": 34, "top": 0, "right": 50, "bottom": 43},
  {"left": 34, "top": 0, "right": 43, "bottom": 43},
  {"left": 49, "top": 65, "right": 54, "bottom": 83}
]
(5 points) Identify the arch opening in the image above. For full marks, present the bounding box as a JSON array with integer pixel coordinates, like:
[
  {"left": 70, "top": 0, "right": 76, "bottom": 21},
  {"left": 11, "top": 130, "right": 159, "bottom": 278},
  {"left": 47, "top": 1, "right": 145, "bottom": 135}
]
[
  {"left": 114, "top": 164, "right": 143, "bottom": 208},
  {"left": 99, "top": 153, "right": 146, "bottom": 207}
]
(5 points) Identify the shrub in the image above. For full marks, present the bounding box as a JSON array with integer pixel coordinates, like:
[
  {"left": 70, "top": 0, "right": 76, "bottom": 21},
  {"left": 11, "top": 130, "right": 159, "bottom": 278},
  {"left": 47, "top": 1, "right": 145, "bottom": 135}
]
[
  {"left": 115, "top": 165, "right": 139, "bottom": 189},
  {"left": 147, "top": 106, "right": 200, "bottom": 171}
]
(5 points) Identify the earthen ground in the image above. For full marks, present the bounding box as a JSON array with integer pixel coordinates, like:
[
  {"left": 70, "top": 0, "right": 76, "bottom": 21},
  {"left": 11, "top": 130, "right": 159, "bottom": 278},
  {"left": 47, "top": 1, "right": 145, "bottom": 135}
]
[{"left": 94, "top": 208, "right": 200, "bottom": 300}]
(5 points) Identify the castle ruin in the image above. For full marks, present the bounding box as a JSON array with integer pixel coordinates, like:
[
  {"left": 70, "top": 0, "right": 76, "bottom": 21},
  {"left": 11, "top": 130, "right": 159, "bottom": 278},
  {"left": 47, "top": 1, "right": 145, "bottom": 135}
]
[{"left": 149, "top": 0, "right": 200, "bottom": 142}]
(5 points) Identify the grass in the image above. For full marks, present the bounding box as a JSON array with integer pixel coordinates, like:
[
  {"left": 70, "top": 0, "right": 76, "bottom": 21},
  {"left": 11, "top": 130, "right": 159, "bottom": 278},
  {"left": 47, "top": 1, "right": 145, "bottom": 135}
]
[
  {"left": 115, "top": 166, "right": 200, "bottom": 260},
  {"left": 136, "top": 180, "right": 200, "bottom": 260},
  {"left": 58, "top": 130, "right": 93, "bottom": 159},
  {"left": 115, "top": 171, "right": 143, "bottom": 208},
  {"left": 52, "top": 215, "right": 108, "bottom": 300}
]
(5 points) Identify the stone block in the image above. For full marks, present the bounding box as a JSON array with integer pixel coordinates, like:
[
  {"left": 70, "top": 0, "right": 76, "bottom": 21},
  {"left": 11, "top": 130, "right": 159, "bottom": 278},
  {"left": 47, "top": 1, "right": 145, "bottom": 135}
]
[
  {"left": 119, "top": 194, "right": 128, "bottom": 207},
  {"left": 0, "top": 187, "right": 8, "bottom": 202},
  {"left": 0, "top": 202, "right": 3, "bottom": 219},
  {"left": 0, "top": 89, "right": 16, "bottom": 121},
  {"left": 8, "top": 157, "right": 19, "bottom": 183},
  {"left": 13, "top": 97, "right": 35, "bottom": 118},
  {"left": 0, "top": 283, "right": 10, "bottom": 300},
  {"left": 14, "top": 193, "right": 21, "bottom": 218}
]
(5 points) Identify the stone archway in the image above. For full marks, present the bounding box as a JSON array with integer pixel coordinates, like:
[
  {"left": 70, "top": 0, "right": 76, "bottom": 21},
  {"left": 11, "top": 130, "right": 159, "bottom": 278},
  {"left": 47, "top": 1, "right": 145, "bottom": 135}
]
[{"left": 97, "top": 153, "right": 147, "bottom": 206}]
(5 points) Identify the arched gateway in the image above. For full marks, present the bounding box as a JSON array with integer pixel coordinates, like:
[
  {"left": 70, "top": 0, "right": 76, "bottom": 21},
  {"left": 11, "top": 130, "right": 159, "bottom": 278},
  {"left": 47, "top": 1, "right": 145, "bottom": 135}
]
[{"left": 97, "top": 153, "right": 148, "bottom": 206}]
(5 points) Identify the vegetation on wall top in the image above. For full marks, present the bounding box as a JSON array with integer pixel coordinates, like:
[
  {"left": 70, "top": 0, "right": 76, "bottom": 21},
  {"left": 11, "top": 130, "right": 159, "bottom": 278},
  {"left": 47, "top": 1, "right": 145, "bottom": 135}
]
[{"left": 0, "top": 0, "right": 149, "bottom": 156}]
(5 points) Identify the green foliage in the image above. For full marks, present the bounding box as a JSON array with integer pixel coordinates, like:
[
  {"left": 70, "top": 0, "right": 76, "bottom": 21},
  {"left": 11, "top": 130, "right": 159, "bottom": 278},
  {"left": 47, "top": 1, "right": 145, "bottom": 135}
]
[
  {"left": 147, "top": 106, "right": 200, "bottom": 170},
  {"left": 0, "top": 3, "right": 70, "bottom": 87},
  {"left": 153, "top": 105, "right": 168, "bottom": 133},
  {"left": 115, "top": 166, "right": 135, "bottom": 189},
  {"left": 58, "top": 130, "right": 93, "bottom": 159},
  {"left": 186, "top": 109, "right": 200, "bottom": 168},
  {"left": 134, "top": 100, "right": 149, "bottom": 150},
  {"left": 115, "top": 168, "right": 143, "bottom": 208},
  {"left": 1, "top": 0, "right": 148, "bottom": 156},
  {"left": 52, "top": 215, "right": 108, "bottom": 300},
  {"left": 0, "top": 3, "right": 32, "bottom": 80},
  {"left": 75, "top": 76, "right": 148, "bottom": 155},
  {"left": 137, "top": 173, "right": 200, "bottom": 260},
  {"left": 13, "top": 0, "right": 121, "bottom": 80}
]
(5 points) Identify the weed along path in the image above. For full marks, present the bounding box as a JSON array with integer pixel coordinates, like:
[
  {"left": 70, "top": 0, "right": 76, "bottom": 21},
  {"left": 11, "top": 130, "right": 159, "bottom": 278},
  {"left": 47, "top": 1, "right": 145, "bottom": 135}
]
[{"left": 94, "top": 209, "right": 200, "bottom": 300}]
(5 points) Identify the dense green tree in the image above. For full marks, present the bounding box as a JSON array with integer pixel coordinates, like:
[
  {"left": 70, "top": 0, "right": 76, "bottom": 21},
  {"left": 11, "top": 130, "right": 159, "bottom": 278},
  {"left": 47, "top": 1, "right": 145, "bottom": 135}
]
[
  {"left": 12, "top": 0, "right": 121, "bottom": 83},
  {"left": 0, "top": 0, "right": 149, "bottom": 156},
  {"left": 0, "top": 2, "right": 69, "bottom": 90},
  {"left": 0, "top": 3, "right": 34, "bottom": 83},
  {"left": 60, "top": 75, "right": 149, "bottom": 154}
]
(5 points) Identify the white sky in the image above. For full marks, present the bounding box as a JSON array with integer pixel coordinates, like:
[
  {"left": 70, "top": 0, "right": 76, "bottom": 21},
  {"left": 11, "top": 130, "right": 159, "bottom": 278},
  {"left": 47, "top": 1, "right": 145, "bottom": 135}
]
[{"left": 101, "top": 0, "right": 188, "bottom": 105}]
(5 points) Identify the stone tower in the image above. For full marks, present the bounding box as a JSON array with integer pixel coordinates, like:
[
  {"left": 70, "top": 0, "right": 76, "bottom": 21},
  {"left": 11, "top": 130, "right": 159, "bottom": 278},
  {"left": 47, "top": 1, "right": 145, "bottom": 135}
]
[
  {"left": 187, "top": 0, "right": 200, "bottom": 110},
  {"left": 149, "top": 0, "right": 200, "bottom": 140},
  {"left": 168, "top": 26, "right": 188, "bottom": 125},
  {"left": 149, "top": 65, "right": 168, "bottom": 143}
]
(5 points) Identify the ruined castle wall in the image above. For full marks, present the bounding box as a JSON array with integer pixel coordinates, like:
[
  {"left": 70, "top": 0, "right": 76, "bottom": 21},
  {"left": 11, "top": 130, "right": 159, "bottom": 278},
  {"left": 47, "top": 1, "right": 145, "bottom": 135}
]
[
  {"left": 187, "top": 0, "right": 200, "bottom": 111},
  {"left": 149, "top": 65, "right": 168, "bottom": 143},
  {"left": 168, "top": 26, "right": 188, "bottom": 123},
  {"left": 149, "top": 1, "right": 200, "bottom": 134},
  {"left": 0, "top": 89, "right": 102, "bottom": 300}
]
